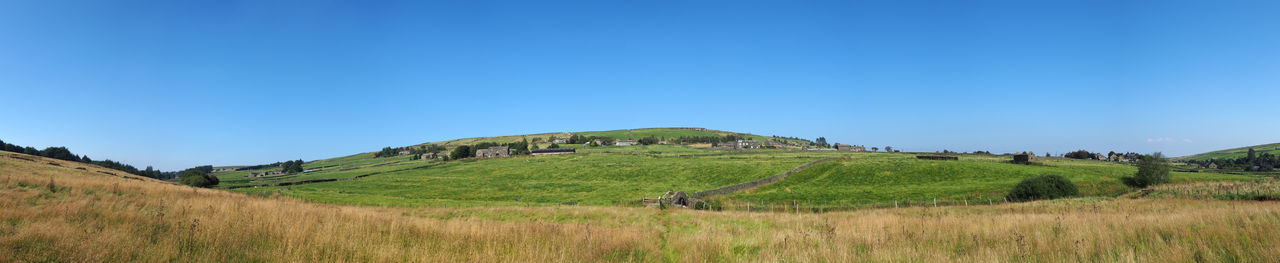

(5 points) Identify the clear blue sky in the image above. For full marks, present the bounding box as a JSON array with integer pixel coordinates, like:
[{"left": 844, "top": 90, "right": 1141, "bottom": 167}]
[{"left": 2, "top": 0, "right": 1278, "bottom": 170}]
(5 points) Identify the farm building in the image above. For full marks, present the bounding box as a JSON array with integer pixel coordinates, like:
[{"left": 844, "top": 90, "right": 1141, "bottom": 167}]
[
  {"left": 1205, "top": 162, "right": 1218, "bottom": 169},
  {"left": 475, "top": 146, "right": 510, "bottom": 158},
  {"left": 616, "top": 140, "right": 639, "bottom": 146},
  {"left": 249, "top": 170, "right": 284, "bottom": 178},
  {"left": 835, "top": 144, "right": 866, "bottom": 152},
  {"left": 734, "top": 140, "right": 761, "bottom": 149},
  {"left": 1012, "top": 154, "right": 1036, "bottom": 164},
  {"left": 531, "top": 148, "right": 576, "bottom": 156},
  {"left": 551, "top": 138, "right": 570, "bottom": 144},
  {"left": 397, "top": 150, "right": 411, "bottom": 156},
  {"left": 420, "top": 152, "right": 440, "bottom": 159}
]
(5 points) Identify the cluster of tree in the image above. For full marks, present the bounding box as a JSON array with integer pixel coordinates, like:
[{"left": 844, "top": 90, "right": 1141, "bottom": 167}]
[
  {"left": 814, "top": 137, "right": 830, "bottom": 148},
  {"left": 1186, "top": 148, "right": 1279, "bottom": 171},
  {"left": 971, "top": 151, "right": 993, "bottom": 155},
  {"left": 566, "top": 134, "right": 616, "bottom": 146},
  {"left": 638, "top": 136, "right": 660, "bottom": 145},
  {"left": 281, "top": 160, "right": 305, "bottom": 174},
  {"left": 376, "top": 144, "right": 452, "bottom": 159},
  {"left": 236, "top": 162, "right": 283, "bottom": 171},
  {"left": 179, "top": 169, "right": 219, "bottom": 188},
  {"left": 0, "top": 139, "right": 186, "bottom": 180},
  {"left": 770, "top": 135, "right": 813, "bottom": 144},
  {"left": 373, "top": 146, "right": 406, "bottom": 158},
  {"left": 1064, "top": 150, "right": 1097, "bottom": 160}
]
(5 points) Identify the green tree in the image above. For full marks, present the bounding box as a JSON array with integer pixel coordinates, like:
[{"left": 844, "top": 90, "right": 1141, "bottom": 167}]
[
  {"left": 1131, "top": 152, "right": 1171, "bottom": 188},
  {"left": 815, "top": 137, "right": 828, "bottom": 147},
  {"left": 179, "top": 170, "right": 219, "bottom": 188},
  {"left": 884, "top": 146, "right": 893, "bottom": 152},
  {"left": 1247, "top": 148, "right": 1257, "bottom": 165},
  {"left": 871, "top": 147, "right": 878, "bottom": 152},
  {"left": 450, "top": 145, "right": 473, "bottom": 160}
]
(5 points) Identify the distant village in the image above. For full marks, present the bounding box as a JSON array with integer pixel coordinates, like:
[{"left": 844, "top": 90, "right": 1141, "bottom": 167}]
[{"left": 370, "top": 131, "right": 875, "bottom": 162}]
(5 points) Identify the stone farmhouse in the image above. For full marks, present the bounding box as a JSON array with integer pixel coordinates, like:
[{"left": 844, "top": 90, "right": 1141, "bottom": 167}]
[
  {"left": 1012, "top": 154, "right": 1036, "bottom": 164},
  {"left": 531, "top": 148, "right": 576, "bottom": 156},
  {"left": 475, "top": 146, "right": 510, "bottom": 158},
  {"left": 616, "top": 140, "right": 639, "bottom": 146},
  {"left": 551, "top": 138, "right": 570, "bottom": 144},
  {"left": 835, "top": 144, "right": 866, "bottom": 152},
  {"left": 249, "top": 170, "right": 283, "bottom": 178},
  {"left": 720, "top": 140, "right": 761, "bottom": 149}
]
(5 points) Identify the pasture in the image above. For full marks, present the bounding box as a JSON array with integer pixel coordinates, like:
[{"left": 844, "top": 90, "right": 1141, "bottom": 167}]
[
  {"left": 719, "top": 153, "right": 1252, "bottom": 205},
  {"left": 3, "top": 152, "right": 1279, "bottom": 262}
]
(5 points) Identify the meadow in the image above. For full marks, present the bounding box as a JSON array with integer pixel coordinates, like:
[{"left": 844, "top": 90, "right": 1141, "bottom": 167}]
[
  {"left": 234, "top": 152, "right": 822, "bottom": 207},
  {"left": 224, "top": 146, "right": 1251, "bottom": 209},
  {"left": 719, "top": 153, "right": 1252, "bottom": 205},
  {"left": 3, "top": 152, "right": 1279, "bottom": 262}
]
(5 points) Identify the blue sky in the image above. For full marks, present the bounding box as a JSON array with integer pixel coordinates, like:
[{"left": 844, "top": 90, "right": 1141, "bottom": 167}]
[{"left": 2, "top": 0, "right": 1278, "bottom": 170}]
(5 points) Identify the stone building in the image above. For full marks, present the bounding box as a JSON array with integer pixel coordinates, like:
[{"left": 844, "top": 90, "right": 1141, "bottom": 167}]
[
  {"left": 615, "top": 140, "right": 639, "bottom": 146},
  {"left": 1012, "top": 154, "right": 1036, "bottom": 164},
  {"left": 551, "top": 138, "right": 570, "bottom": 144},
  {"left": 475, "top": 146, "right": 510, "bottom": 158},
  {"left": 835, "top": 143, "right": 866, "bottom": 152},
  {"left": 734, "top": 140, "right": 761, "bottom": 149}
]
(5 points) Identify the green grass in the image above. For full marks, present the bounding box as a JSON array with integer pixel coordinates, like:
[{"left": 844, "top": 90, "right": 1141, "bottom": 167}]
[
  {"left": 719, "top": 153, "right": 1255, "bottom": 203},
  {"left": 233, "top": 151, "right": 823, "bottom": 207},
  {"left": 1175, "top": 142, "right": 1280, "bottom": 162},
  {"left": 214, "top": 154, "right": 427, "bottom": 188}
]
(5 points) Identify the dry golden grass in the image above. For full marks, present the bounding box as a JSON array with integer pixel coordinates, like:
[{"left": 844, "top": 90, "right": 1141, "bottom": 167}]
[{"left": 3, "top": 152, "right": 1279, "bottom": 262}]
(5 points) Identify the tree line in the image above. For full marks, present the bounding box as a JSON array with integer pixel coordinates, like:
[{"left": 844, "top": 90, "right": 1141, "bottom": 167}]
[
  {"left": 0, "top": 138, "right": 194, "bottom": 180},
  {"left": 1185, "top": 148, "right": 1279, "bottom": 171}
]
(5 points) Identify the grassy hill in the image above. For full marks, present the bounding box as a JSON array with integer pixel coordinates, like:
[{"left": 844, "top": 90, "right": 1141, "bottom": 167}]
[
  {"left": 1175, "top": 142, "right": 1280, "bottom": 161},
  {"left": 5, "top": 151, "right": 1280, "bottom": 262}
]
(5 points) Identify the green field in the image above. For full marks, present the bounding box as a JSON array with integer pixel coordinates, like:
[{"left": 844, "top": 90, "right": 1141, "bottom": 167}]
[
  {"left": 718, "top": 153, "right": 1253, "bottom": 204},
  {"left": 1175, "top": 142, "right": 1280, "bottom": 161},
  {"left": 233, "top": 151, "right": 827, "bottom": 207},
  {"left": 219, "top": 128, "right": 1261, "bottom": 209}
]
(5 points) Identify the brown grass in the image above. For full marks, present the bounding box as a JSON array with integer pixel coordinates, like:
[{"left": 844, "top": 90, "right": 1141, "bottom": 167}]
[{"left": 3, "top": 152, "right": 1279, "bottom": 262}]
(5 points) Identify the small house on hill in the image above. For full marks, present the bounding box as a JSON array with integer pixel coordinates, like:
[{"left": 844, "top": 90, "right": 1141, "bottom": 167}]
[
  {"left": 616, "top": 140, "right": 639, "bottom": 146},
  {"left": 532, "top": 148, "right": 576, "bottom": 156},
  {"left": 397, "top": 150, "right": 411, "bottom": 156},
  {"left": 551, "top": 138, "right": 570, "bottom": 144},
  {"left": 475, "top": 146, "right": 510, "bottom": 158}
]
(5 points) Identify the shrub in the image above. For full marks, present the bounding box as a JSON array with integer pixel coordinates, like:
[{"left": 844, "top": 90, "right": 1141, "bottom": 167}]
[{"left": 1007, "top": 175, "right": 1079, "bottom": 202}]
